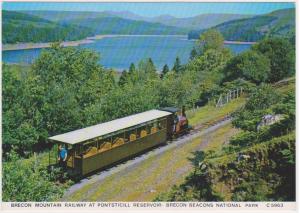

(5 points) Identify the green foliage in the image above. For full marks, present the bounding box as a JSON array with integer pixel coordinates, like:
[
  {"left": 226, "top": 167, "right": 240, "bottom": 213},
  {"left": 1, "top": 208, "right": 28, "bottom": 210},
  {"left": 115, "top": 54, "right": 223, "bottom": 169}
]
[
  {"left": 157, "top": 132, "right": 295, "bottom": 201},
  {"left": 2, "top": 10, "right": 189, "bottom": 44},
  {"left": 245, "top": 84, "right": 281, "bottom": 111},
  {"left": 158, "top": 72, "right": 199, "bottom": 108},
  {"left": 232, "top": 84, "right": 282, "bottom": 131},
  {"left": 82, "top": 82, "right": 161, "bottom": 125},
  {"left": 156, "top": 78, "right": 295, "bottom": 201},
  {"left": 6, "top": 40, "right": 234, "bottom": 156},
  {"left": 231, "top": 180, "right": 271, "bottom": 201},
  {"left": 156, "top": 167, "right": 223, "bottom": 201},
  {"left": 3, "top": 10, "right": 93, "bottom": 44},
  {"left": 118, "top": 70, "right": 129, "bottom": 86},
  {"left": 139, "top": 58, "right": 157, "bottom": 76},
  {"left": 189, "top": 47, "right": 198, "bottom": 60},
  {"left": 161, "top": 64, "right": 170, "bottom": 78},
  {"left": 183, "top": 46, "right": 232, "bottom": 102},
  {"left": 197, "top": 29, "right": 224, "bottom": 53},
  {"left": 223, "top": 50, "right": 270, "bottom": 84},
  {"left": 3, "top": 33, "right": 295, "bottom": 202},
  {"left": 188, "top": 8, "right": 295, "bottom": 42},
  {"left": 222, "top": 79, "right": 256, "bottom": 93},
  {"left": 172, "top": 56, "right": 182, "bottom": 73},
  {"left": 252, "top": 38, "right": 295, "bottom": 82},
  {"left": 186, "top": 48, "right": 232, "bottom": 75},
  {"left": 2, "top": 44, "right": 115, "bottom": 154},
  {"left": 129, "top": 63, "right": 135, "bottom": 72},
  {"left": 3, "top": 150, "right": 72, "bottom": 201},
  {"left": 62, "top": 16, "right": 187, "bottom": 35},
  {"left": 230, "top": 131, "right": 257, "bottom": 147}
]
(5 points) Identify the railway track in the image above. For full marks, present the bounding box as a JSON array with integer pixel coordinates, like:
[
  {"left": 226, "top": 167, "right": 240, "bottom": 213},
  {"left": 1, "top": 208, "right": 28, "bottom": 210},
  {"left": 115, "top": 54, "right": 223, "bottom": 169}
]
[
  {"left": 63, "top": 116, "right": 232, "bottom": 198},
  {"left": 63, "top": 77, "right": 294, "bottom": 200}
]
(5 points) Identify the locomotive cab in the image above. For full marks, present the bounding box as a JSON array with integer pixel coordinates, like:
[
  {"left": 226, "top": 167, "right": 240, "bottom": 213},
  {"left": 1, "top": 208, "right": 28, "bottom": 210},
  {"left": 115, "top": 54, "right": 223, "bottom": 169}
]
[{"left": 160, "top": 106, "right": 192, "bottom": 138}]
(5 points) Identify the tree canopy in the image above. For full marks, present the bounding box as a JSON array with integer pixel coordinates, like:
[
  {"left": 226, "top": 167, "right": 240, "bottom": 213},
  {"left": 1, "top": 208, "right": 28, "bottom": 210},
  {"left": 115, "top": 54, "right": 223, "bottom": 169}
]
[
  {"left": 252, "top": 38, "right": 295, "bottom": 82},
  {"left": 198, "top": 29, "right": 224, "bottom": 53},
  {"left": 223, "top": 50, "right": 270, "bottom": 84}
]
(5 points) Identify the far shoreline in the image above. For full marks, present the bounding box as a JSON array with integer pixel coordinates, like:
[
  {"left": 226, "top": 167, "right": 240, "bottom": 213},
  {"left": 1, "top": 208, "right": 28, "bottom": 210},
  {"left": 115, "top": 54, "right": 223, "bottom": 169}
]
[
  {"left": 2, "top": 34, "right": 255, "bottom": 51},
  {"left": 224, "top": 40, "right": 257, "bottom": 45},
  {"left": 2, "top": 34, "right": 187, "bottom": 51}
]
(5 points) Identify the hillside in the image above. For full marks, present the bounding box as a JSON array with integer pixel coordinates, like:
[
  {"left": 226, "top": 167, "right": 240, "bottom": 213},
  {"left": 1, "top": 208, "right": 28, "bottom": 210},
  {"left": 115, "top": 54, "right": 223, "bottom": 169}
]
[
  {"left": 147, "top": 13, "right": 252, "bottom": 30},
  {"left": 20, "top": 10, "right": 113, "bottom": 22},
  {"left": 188, "top": 8, "right": 295, "bottom": 42},
  {"left": 156, "top": 78, "right": 295, "bottom": 201},
  {"left": 100, "top": 12, "right": 252, "bottom": 30},
  {"left": 60, "top": 17, "right": 188, "bottom": 35},
  {"left": 23, "top": 10, "right": 251, "bottom": 30},
  {"left": 3, "top": 10, "right": 189, "bottom": 44},
  {"left": 2, "top": 10, "right": 93, "bottom": 44}
]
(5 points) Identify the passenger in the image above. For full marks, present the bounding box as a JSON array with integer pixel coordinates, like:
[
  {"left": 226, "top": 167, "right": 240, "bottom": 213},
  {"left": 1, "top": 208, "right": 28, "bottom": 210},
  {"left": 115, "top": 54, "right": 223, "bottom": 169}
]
[
  {"left": 173, "top": 114, "right": 179, "bottom": 132},
  {"left": 58, "top": 144, "right": 67, "bottom": 170}
]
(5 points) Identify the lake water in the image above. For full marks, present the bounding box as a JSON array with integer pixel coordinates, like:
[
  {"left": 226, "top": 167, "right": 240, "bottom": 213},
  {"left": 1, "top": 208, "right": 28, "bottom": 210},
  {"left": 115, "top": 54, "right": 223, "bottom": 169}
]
[{"left": 2, "top": 35, "right": 252, "bottom": 70}]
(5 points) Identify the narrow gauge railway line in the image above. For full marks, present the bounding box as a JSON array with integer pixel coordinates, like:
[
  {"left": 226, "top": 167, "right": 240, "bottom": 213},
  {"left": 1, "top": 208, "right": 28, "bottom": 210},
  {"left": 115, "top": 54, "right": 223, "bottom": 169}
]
[{"left": 63, "top": 115, "right": 231, "bottom": 198}]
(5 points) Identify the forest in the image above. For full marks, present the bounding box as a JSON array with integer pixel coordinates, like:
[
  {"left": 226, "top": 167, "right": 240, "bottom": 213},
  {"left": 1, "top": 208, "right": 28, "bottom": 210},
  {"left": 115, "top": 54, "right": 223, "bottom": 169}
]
[
  {"left": 2, "top": 29, "right": 295, "bottom": 201},
  {"left": 2, "top": 10, "right": 186, "bottom": 44},
  {"left": 2, "top": 10, "right": 94, "bottom": 44},
  {"left": 188, "top": 8, "right": 295, "bottom": 42}
]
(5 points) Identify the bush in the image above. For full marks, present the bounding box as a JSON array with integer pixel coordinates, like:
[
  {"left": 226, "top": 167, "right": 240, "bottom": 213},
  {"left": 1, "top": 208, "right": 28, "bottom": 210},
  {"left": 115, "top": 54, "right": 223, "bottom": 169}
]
[
  {"left": 230, "top": 131, "right": 257, "bottom": 147},
  {"left": 252, "top": 38, "right": 295, "bottom": 82},
  {"left": 223, "top": 50, "right": 270, "bottom": 84},
  {"left": 3, "top": 151, "right": 72, "bottom": 201}
]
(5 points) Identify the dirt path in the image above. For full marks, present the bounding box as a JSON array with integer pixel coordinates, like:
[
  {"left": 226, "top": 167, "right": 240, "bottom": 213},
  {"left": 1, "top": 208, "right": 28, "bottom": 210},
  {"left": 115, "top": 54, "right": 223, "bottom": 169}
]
[{"left": 62, "top": 119, "right": 237, "bottom": 201}]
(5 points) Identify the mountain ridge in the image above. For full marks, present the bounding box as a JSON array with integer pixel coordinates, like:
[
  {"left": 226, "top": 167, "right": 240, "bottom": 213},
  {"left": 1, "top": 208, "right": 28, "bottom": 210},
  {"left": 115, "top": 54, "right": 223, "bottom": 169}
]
[
  {"left": 188, "top": 8, "right": 295, "bottom": 42},
  {"left": 18, "top": 10, "right": 252, "bottom": 30},
  {"left": 2, "top": 10, "right": 94, "bottom": 44}
]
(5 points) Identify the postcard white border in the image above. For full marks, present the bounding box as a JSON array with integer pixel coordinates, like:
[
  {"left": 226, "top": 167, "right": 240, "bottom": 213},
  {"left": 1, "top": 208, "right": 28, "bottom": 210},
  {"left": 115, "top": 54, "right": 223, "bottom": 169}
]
[{"left": 0, "top": 0, "right": 298, "bottom": 213}]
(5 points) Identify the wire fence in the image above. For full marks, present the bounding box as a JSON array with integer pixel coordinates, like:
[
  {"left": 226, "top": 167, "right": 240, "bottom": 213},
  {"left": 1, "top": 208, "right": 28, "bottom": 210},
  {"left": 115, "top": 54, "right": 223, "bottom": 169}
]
[{"left": 215, "top": 87, "right": 244, "bottom": 108}]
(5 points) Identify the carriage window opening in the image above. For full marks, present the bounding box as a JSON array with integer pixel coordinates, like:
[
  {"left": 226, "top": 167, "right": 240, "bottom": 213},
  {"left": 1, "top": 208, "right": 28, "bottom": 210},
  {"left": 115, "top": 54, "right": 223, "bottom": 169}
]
[
  {"left": 112, "top": 132, "right": 124, "bottom": 142},
  {"left": 147, "top": 122, "right": 154, "bottom": 133},
  {"left": 149, "top": 120, "right": 159, "bottom": 134},
  {"left": 97, "top": 135, "right": 113, "bottom": 153},
  {"left": 125, "top": 128, "right": 135, "bottom": 142},
  {"left": 158, "top": 118, "right": 167, "bottom": 129},
  {"left": 111, "top": 131, "right": 125, "bottom": 148},
  {"left": 139, "top": 123, "right": 148, "bottom": 138},
  {"left": 83, "top": 141, "right": 97, "bottom": 153},
  {"left": 125, "top": 127, "right": 138, "bottom": 142},
  {"left": 75, "top": 145, "right": 82, "bottom": 156},
  {"left": 137, "top": 123, "right": 147, "bottom": 138},
  {"left": 97, "top": 138, "right": 106, "bottom": 149},
  {"left": 154, "top": 119, "right": 158, "bottom": 127}
]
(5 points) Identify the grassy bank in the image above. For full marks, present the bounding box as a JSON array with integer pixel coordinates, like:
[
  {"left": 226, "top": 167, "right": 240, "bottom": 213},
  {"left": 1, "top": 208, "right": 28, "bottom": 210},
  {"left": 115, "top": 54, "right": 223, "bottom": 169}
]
[
  {"left": 187, "top": 97, "right": 246, "bottom": 126},
  {"left": 63, "top": 123, "right": 238, "bottom": 201}
]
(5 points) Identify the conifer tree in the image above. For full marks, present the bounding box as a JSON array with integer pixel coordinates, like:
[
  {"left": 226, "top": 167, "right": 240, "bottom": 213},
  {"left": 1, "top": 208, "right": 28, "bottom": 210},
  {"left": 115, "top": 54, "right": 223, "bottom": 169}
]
[
  {"left": 119, "top": 70, "right": 128, "bottom": 86},
  {"left": 172, "top": 56, "right": 182, "bottom": 73},
  {"left": 190, "top": 47, "right": 198, "bottom": 60},
  {"left": 161, "top": 64, "right": 169, "bottom": 78}
]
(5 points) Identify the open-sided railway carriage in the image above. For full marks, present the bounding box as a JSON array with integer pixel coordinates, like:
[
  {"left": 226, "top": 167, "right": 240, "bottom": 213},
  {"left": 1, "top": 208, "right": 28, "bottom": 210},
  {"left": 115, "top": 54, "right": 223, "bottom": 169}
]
[{"left": 48, "top": 108, "right": 191, "bottom": 177}]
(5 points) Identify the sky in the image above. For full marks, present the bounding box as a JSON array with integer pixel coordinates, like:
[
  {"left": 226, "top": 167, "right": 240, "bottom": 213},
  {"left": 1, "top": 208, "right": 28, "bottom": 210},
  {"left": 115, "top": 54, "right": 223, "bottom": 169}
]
[{"left": 2, "top": 2, "right": 295, "bottom": 18}]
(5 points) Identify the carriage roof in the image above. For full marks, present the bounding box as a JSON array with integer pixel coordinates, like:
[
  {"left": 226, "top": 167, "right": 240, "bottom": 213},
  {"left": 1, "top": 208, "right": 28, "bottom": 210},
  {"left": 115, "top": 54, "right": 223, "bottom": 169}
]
[{"left": 48, "top": 109, "right": 171, "bottom": 145}]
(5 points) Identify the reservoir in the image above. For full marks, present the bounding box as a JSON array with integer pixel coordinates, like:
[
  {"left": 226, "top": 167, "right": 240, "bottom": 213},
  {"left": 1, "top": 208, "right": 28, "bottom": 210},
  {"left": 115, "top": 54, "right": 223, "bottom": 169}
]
[{"left": 2, "top": 35, "right": 252, "bottom": 70}]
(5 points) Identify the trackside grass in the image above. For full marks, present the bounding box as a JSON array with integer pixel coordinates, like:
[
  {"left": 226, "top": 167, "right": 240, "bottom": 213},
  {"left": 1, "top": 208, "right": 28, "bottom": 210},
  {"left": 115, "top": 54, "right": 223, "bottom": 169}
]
[
  {"left": 63, "top": 123, "right": 238, "bottom": 201},
  {"left": 187, "top": 97, "right": 246, "bottom": 126}
]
